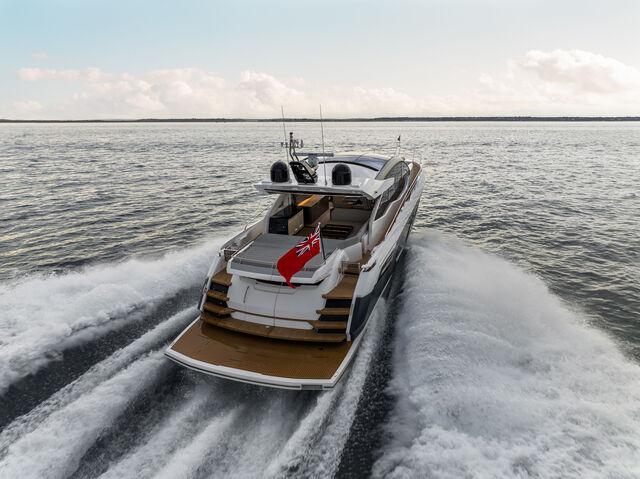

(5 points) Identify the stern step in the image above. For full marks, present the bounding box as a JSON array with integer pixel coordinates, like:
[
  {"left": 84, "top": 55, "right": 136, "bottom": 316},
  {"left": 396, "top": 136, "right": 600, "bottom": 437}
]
[
  {"left": 203, "top": 302, "right": 233, "bottom": 317},
  {"left": 316, "top": 307, "right": 351, "bottom": 316},
  {"left": 322, "top": 274, "right": 358, "bottom": 300},
  {"left": 212, "top": 270, "right": 232, "bottom": 287},
  {"left": 201, "top": 313, "right": 346, "bottom": 342},
  {"left": 207, "top": 290, "right": 229, "bottom": 302},
  {"left": 312, "top": 320, "right": 347, "bottom": 330}
]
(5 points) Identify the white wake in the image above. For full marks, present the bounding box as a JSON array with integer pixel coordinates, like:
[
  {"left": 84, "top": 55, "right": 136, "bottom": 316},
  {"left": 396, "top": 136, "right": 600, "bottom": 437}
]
[
  {"left": 97, "top": 383, "right": 225, "bottom": 479},
  {"left": 0, "top": 240, "right": 221, "bottom": 393},
  {"left": 0, "top": 307, "right": 197, "bottom": 451},
  {"left": 265, "top": 302, "right": 387, "bottom": 478},
  {"left": 373, "top": 232, "right": 640, "bottom": 479},
  {"left": 0, "top": 351, "right": 170, "bottom": 479}
]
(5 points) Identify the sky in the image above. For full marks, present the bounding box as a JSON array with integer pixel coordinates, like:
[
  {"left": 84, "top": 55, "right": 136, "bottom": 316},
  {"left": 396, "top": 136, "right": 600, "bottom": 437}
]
[{"left": 1, "top": 0, "right": 639, "bottom": 119}]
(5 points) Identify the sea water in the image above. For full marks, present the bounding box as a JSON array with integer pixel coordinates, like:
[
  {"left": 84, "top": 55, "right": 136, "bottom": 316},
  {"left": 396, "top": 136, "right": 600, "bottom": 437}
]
[{"left": 0, "top": 121, "right": 639, "bottom": 478}]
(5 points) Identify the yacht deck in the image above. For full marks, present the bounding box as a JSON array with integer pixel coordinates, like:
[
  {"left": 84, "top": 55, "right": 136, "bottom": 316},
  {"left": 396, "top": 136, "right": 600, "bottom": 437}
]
[{"left": 167, "top": 318, "right": 353, "bottom": 381}]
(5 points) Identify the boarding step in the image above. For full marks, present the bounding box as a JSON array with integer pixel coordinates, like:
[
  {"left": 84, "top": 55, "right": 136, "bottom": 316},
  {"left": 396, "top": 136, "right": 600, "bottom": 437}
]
[
  {"left": 343, "top": 264, "right": 361, "bottom": 275},
  {"left": 211, "top": 270, "right": 232, "bottom": 287},
  {"left": 316, "top": 307, "right": 351, "bottom": 316},
  {"left": 323, "top": 274, "right": 358, "bottom": 300},
  {"left": 203, "top": 302, "right": 233, "bottom": 317},
  {"left": 325, "top": 298, "right": 352, "bottom": 309},
  {"left": 347, "top": 252, "right": 372, "bottom": 275},
  {"left": 201, "top": 313, "right": 346, "bottom": 343},
  {"left": 206, "top": 290, "right": 229, "bottom": 302},
  {"left": 311, "top": 320, "right": 347, "bottom": 330}
]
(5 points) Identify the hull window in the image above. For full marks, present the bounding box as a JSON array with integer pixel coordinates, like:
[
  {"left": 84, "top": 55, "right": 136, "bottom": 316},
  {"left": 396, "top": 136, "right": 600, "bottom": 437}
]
[{"left": 375, "top": 162, "right": 409, "bottom": 220}]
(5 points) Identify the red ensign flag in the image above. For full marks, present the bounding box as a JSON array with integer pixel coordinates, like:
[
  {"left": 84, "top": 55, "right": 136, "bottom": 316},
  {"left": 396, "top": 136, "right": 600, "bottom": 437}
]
[{"left": 276, "top": 224, "right": 322, "bottom": 288}]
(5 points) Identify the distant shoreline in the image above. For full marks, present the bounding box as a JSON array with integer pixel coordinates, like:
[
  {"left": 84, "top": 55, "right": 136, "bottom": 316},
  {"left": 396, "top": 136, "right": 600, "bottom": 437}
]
[{"left": 1, "top": 116, "right": 639, "bottom": 124}]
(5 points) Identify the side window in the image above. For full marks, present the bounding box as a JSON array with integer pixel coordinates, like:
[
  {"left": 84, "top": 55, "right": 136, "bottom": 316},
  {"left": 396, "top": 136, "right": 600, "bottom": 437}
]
[
  {"left": 375, "top": 162, "right": 409, "bottom": 220},
  {"left": 392, "top": 162, "right": 408, "bottom": 201}
]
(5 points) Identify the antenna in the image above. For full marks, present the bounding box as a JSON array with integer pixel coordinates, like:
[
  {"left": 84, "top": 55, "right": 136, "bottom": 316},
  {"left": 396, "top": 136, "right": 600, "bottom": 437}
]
[
  {"left": 281, "top": 106, "right": 288, "bottom": 161},
  {"left": 320, "top": 104, "right": 327, "bottom": 185}
]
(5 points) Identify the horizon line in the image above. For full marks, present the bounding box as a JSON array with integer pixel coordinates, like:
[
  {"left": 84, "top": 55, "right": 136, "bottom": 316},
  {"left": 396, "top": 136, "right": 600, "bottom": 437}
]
[{"left": 1, "top": 116, "right": 640, "bottom": 124}]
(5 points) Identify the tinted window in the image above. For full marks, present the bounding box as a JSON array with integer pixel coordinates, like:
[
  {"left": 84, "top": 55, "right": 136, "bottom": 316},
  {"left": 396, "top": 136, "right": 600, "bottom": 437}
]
[
  {"left": 319, "top": 155, "right": 388, "bottom": 171},
  {"left": 375, "top": 162, "right": 409, "bottom": 220},
  {"left": 352, "top": 157, "right": 388, "bottom": 171}
]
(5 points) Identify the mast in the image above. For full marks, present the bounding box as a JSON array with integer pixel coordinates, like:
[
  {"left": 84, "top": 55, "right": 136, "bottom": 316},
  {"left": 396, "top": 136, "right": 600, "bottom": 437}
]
[
  {"left": 320, "top": 105, "right": 327, "bottom": 185},
  {"left": 281, "top": 106, "right": 288, "bottom": 162}
]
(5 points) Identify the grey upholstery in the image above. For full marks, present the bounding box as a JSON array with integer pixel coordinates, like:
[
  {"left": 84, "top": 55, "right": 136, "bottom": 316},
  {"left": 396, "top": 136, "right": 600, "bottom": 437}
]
[{"left": 230, "top": 233, "right": 343, "bottom": 277}]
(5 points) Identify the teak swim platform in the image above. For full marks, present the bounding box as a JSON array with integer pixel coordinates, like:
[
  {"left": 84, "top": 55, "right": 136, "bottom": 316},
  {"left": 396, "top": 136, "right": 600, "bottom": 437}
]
[{"left": 169, "top": 318, "right": 355, "bottom": 387}]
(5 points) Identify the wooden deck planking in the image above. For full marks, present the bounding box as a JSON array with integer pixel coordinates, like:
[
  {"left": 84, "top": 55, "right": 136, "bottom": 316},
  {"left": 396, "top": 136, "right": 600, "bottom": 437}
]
[
  {"left": 312, "top": 321, "right": 348, "bottom": 330},
  {"left": 170, "top": 319, "right": 352, "bottom": 379},
  {"left": 206, "top": 290, "right": 229, "bottom": 302},
  {"left": 322, "top": 274, "right": 358, "bottom": 300},
  {"left": 202, "top": 313, "right": 346, "bottom": 342},
  {"left": 316, "top": 307, "right": 351, "bottom": 316},
  {"left": 202, "top": 303, "right": 232, "bottom": 316},
  {"left": 212, "top": 270, "right": 232, "bottom": 286}
]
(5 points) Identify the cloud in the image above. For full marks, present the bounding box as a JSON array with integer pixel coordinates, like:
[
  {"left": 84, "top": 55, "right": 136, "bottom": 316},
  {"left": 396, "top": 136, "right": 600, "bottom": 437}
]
[
  {"left": 474, "top": 49, "right": 640, "bottom": 115},
  {"left": 12, "top": 100, "right": 43, "bottom": 113},
  {"left": 31, "top": 52, "right": 49, "bottom": 60},
  {"left": 238, "top": 71, "right": 305, "bottom": 113},
  {"left": 17, "top": 67, "right": 106, "bottom": 82},
  {"left": 523, "top": 49, "right": 640, "bottom": 94},
  {"left": 8, "top": 67, "right": 458, "bottom": 118},
  {"left": 8, "top": 50, "right": 640, "bottom": 119},
  {"left": 68, "top": 69, "right": 229, "bottom": 117}
]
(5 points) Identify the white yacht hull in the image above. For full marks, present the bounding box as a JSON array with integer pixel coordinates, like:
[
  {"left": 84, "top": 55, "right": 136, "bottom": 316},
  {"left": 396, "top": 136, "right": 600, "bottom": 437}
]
[{"left": 165, "top": 155, "right": 425, "bottom": 390}]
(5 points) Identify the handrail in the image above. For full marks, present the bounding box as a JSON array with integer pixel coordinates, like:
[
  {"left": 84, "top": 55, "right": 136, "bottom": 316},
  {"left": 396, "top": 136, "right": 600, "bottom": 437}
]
[
  {"left": 383, "top": 161, "right": 422, "bottom": 239},
  {"left": 243, "top": 204, "right": 271, "bottom": 230},
  {"left": 221, "top": 248, "right": 239, "bottom": 261},
  {"left": 360, "top": 260, "right": 377, "bottom": 272}
]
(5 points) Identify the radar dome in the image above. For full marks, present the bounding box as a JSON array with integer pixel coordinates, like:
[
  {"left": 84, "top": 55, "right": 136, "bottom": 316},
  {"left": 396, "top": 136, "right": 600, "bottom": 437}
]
[
  {"left": 270, "top": 161, "right": 290, "bottom": 183},
  {"left": 332, "top": 164, "right": 352, "bottom": 186}
]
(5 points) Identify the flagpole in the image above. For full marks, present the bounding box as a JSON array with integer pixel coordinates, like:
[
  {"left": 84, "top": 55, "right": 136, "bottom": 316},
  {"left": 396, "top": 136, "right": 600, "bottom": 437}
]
[{"left": 318, "top": 222, "right": 326, "bottom": 262}]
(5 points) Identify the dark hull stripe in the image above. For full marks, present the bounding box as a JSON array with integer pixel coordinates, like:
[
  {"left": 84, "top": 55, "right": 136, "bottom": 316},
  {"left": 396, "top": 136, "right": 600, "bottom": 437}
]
[{"left": 349, "top": 202, "right": 419, "bottom": 338}]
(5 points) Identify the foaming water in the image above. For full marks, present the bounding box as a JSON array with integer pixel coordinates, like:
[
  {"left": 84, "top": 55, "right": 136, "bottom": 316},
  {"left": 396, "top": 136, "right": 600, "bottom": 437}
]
[
  {"left": 265, "top": 303, "right": 387, "bottom": 478},
  {"left": 0, "top": 307, "right": 197, "bottom": 449},
  {"left": 152, "top": 407, "right": 243, "bottom": 479},
  {"left": 374, "top": 233, "right": 640, "bottom": 478},
  {"left": 0, "top": 240, "right": 220, "bottom": 393},
  {"left": 97, "top": 384, "right": 224, "bottom": 479},
  {"left": 0, "top": 351, "right": 170, "bottom": 479}
]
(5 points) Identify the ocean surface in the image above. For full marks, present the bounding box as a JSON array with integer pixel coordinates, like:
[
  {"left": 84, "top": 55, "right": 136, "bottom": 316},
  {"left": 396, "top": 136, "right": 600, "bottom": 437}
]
[{"left": 1, "top": 121, "right": 639, "bottom": 478}]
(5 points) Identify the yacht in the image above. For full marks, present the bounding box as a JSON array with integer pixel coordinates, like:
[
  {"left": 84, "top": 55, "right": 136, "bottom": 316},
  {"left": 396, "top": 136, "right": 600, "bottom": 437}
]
[{"left": 166, "top": 133, "right": 425, "bottom": 389}]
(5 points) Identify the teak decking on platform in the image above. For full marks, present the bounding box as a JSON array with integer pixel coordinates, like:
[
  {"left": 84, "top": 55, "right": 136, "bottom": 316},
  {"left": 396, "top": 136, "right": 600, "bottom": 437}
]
[
  {"left": 170, "top": 319, "right": 352, "bottom": 380},
  {"left": 322, "top": 274, "right": 358, "bottom": 300},
  {"left": 201, "top": 313, "right": 346, "bottom": 342},
  {"left": 212, "top": 270, "right": 233, "bottom": 287}
]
